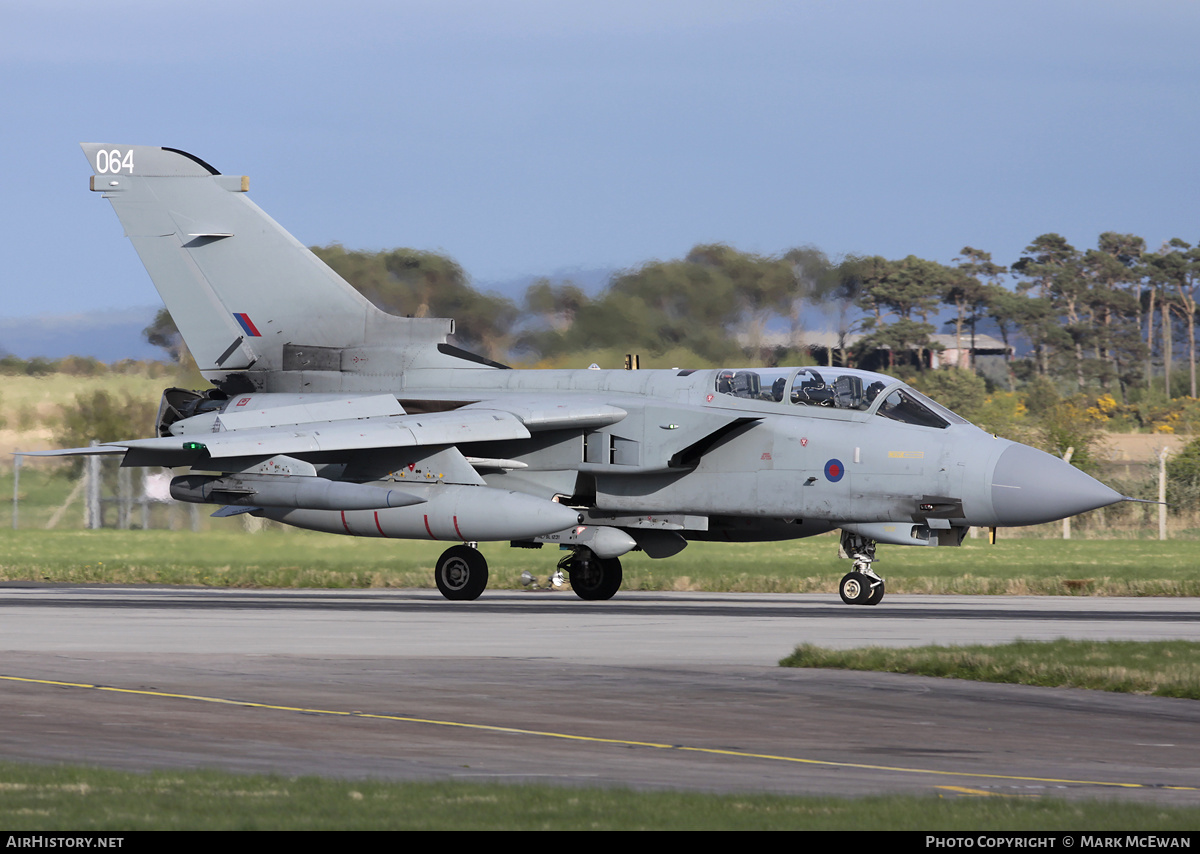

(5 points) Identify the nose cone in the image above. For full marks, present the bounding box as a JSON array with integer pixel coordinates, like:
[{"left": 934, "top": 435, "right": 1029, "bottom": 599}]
[{"left": 990, "top": 443, "right": 1123, "bottom": 526}]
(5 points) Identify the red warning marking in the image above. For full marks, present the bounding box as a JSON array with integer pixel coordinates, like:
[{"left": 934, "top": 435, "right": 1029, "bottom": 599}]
[
  {"left": 424, "top": 514, "right": 437, "bottom": 540},
  {"left": 340, "top": 510, "right": 351, "bottom": 534},
  {"left": 374, "top": 511, "right": 387, "bottom": 538},
  {"left": 453, "top": 515, "right": 464, "bottom": 540}
]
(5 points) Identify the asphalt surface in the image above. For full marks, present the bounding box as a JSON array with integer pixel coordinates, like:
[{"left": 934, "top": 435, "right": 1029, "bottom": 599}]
[{"left": 1, "top": 586, "right": 1198, "bottom": 803}]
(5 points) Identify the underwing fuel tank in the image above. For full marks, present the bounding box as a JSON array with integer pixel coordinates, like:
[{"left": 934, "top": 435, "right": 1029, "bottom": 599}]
[
  {"left": 170, "top": 474, "right": 425, "bottom": 512},
  {"left": 258, "top": 484, "right": 583, "bottom": 543}
]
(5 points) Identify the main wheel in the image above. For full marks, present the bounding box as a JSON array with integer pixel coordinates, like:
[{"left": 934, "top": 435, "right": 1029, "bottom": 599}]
[
  {"left": 838, "top": 571, "right": 872, "bottom": 605},
  {"left": 568, "top": 551, "right": 623, "bottom": 601},
  {"left": 435, "top": 545, "right": 488, "bottom": 601},
  {"left": 865, "top": 577, "right": 885, "bottom": 606}
]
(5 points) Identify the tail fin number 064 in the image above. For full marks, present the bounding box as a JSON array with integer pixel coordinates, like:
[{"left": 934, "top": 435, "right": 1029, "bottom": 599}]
[{"left": 95, "top": 149, "right": 134, "bottom": 174}]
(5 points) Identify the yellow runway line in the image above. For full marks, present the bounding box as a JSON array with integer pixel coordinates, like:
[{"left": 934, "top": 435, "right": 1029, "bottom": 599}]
[{"left": 4, "top": 673, "right": 1195, "bottom": 793}]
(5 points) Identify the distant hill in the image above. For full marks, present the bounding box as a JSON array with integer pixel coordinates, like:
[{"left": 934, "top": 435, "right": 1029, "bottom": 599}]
[
  {"left": 0, "top": 267, "right": 620, "bottom": 365},
  {"left": 0, "top": 307, "right": 164, "bottom": 362}
]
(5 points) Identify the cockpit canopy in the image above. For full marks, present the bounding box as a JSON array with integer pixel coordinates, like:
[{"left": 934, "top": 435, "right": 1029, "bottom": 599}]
[{"left": 711, "top": 366, "right": 968, "bottom": 429}]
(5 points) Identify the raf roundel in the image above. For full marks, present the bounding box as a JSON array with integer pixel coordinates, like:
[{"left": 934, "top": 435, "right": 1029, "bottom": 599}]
[{"left": 824, "top": 459, "right": 845, "bottom": 482}]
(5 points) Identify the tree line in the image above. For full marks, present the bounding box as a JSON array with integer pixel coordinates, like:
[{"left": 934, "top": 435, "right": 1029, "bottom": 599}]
[
  {"left": 315, "top": 238, "right": 1200, "bottom": 486},
  {"left": 132, "top": 233, "right": 1200, "bottom": 409},
  {"left": 304, "top": 236, "right": 1199, "bottom": 400}
]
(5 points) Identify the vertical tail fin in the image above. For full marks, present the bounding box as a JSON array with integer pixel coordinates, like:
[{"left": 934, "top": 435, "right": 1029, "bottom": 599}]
[{"left": 81, "top": 144, "right": 451, "bottom": 379}]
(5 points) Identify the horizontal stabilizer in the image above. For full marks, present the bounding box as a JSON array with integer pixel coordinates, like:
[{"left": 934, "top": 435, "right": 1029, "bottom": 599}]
[
  {"left": 18, "top": 446, "right": 125, "bottom": 458},
  {"left": 47, "top": 408, "right": 534, "bottom": 468},
  {"left": 206, "top": 394, "right": 405, "bottom": 432}
]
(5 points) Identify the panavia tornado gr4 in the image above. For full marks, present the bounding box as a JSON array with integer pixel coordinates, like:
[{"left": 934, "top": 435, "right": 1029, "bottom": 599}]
[{"left": 39, "top": 144, "right": 1127, "bottom": 605}]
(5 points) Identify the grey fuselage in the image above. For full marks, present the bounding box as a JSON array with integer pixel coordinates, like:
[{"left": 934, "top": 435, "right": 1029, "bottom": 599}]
[
  {"left": 72, "top": 143, "right": 1122, "bottom": 552},
  {"left": 170, "top": 361, "right": 1097, "bottom": 545}
]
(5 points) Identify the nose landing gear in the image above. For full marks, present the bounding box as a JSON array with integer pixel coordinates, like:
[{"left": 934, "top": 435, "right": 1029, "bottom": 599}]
[
  {"left": 838, "top": 531, "right": 884, "bottom": 606},
  {"left": 838, "top": 569, "right": 884, "bottom": 605}
]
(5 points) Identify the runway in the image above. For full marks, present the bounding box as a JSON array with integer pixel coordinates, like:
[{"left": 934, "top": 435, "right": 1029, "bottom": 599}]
[{"left": 1, "top": 586, "right": 1198, "bottom": 803}]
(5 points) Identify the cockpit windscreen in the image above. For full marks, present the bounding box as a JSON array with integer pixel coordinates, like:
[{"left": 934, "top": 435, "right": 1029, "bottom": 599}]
[{"left": 711, "top": 366, "right": 969, "bottom": 430}]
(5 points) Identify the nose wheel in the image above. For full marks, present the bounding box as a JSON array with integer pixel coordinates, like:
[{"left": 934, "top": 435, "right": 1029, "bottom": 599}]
[{"left": 839, "top": 570, "right": 884, "bottom": 605}]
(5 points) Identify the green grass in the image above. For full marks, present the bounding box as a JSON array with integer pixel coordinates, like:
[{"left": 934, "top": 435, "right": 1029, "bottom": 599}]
[
  {"left": 833, "top": 537, "right": 1200, "bottom": 596},
  {"left": 0, "top": 371, "right": 170, "bottom": 434},
  {"left": 781, "top": 640, "right": 1200, "bottom": 699},
  {"left": 2, "top": 527, "right": 1200, "bottom": 595},
  {"left": 0, "top": 762, "right": 1197, "bottom": 830}
]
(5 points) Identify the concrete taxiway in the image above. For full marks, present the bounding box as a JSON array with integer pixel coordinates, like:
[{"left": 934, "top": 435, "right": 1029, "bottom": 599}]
[{"left": 1, "top": 587, "right": 1198, "bottom": 802}]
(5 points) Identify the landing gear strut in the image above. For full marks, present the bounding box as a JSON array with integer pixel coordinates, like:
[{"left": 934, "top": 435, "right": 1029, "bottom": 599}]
[
  {"left": 838, "top": 531, "right": 884, "bottom": 606},
  {"left": 560, "top": 548, "right": 623, "bottom": 601},
  {"left": 435, "top": 544, "right": 489, "bottom": 600}
]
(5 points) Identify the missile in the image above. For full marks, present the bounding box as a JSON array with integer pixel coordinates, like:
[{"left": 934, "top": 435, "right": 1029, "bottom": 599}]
[
  {"left": 259, "top": 483, "right": 583, "bottom": 542},
  {"left": 170, "top": 473, "right": 425, "bottom": 512}
]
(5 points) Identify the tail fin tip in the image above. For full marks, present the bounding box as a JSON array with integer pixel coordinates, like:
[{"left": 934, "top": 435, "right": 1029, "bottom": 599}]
[{"left": 81, "top": 144, "right": 220, "bottom": 178}]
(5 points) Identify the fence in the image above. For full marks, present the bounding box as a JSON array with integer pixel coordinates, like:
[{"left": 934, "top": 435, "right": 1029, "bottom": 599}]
[{"left": 9, "top": 451, "right": 201, "bottom": 532}]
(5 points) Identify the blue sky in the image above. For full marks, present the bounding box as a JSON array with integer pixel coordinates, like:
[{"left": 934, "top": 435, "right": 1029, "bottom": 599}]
[{"left": 3, "top": 1, "right": 1199, "bottom": 336}]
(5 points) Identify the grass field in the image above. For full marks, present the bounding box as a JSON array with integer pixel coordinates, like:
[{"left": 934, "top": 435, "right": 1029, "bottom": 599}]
[
  {"left": 2, "top": 526, "right": 1200, "bottom": 595},
  {"left": 782, "top": 640, "right": 1200, "bottom": 698},
  {"left": 0, "top": 371, "right": 169, "bottom": 452},
  {"left": 1, "top": 762, "right": 1197, "bottom": 830}
]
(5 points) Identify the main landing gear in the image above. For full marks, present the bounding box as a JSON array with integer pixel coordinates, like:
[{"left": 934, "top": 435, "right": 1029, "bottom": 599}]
[
  {"left": 434, "top": 544, "right": 489, "bottom": 601},
  {"left": 838, "top": 531, "right": 884, "bottom": 606},
  {"left": 559, "top": 547, "right": 623, "bottom": 601},
  {"left": 432, "top": 544, "right": 624, "bottom": 602}
]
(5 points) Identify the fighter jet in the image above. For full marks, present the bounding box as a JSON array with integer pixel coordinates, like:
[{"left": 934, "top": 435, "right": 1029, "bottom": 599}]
[{"left": 38, "top": 144, "right": 1126, "bottom": 605}]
